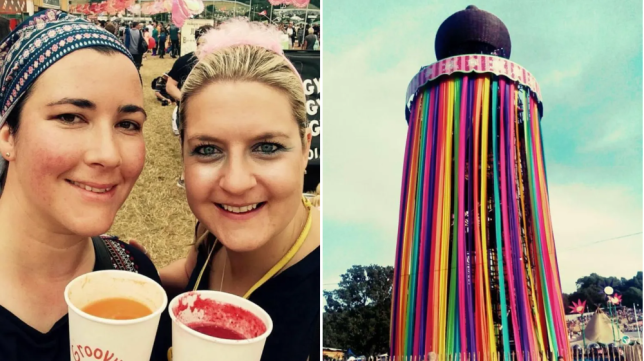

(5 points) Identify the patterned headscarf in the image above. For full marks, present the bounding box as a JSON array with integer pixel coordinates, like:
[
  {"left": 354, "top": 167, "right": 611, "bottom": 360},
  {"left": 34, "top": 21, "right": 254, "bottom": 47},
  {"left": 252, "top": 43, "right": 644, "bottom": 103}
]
[{"left": 0, "top": 9, "right": 134, "bottom": 186}]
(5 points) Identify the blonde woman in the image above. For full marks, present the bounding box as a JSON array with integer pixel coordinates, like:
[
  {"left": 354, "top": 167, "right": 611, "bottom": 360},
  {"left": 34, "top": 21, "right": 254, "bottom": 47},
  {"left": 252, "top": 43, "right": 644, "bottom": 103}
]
[
  {"left": 311, "top": 183, "right": 320, "bottom": 208},
  {"left": 159, "top": 19, "right": 320, "bottom": 361}
]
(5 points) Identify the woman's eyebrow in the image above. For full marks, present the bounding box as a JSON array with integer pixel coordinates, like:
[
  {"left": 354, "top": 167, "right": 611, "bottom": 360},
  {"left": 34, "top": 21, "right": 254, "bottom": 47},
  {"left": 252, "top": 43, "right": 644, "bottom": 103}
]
[
  {"left": 119, "top": 104, "right": 148, "bottom": 119},
  {"left": 47, "top": 98, "right": 95, "bottom": 109},
  {"left": 46, "top": 99, "right": 147, "bottom": 119},
  {"left": 251, "top": 132, "right": 290, "bottom": 141}
]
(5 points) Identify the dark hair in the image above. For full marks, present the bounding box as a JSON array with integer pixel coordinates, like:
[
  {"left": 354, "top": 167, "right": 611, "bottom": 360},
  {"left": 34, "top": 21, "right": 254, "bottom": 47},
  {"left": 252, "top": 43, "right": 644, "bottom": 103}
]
[
  {"left": 195, "top": 24, "right": 214, "bottom": 41},
  {"left": 131, "top": 21, "right": 139, "bottom": 28},
  {"left": 0, "top": 17, "right": 10, "bottom": 42},
  {"left": 104, "top": 22, "right": 116, "bottom": 35}
]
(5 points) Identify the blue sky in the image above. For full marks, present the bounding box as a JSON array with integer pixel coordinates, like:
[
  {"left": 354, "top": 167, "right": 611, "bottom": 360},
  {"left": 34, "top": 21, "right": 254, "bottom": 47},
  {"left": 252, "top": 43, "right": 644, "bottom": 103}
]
[{"left": 322, "top": 0, "right": 643, "bottom": 294}]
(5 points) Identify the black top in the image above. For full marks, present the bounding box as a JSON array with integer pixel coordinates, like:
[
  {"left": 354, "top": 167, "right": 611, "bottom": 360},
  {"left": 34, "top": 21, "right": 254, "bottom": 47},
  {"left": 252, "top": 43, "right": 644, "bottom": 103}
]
[
  {"left": 0, "top": 238, "right": 172, "bottom": 361},
  {"left": 186, "top": 241, "right": 320, "bottom": 361},
  {"left": 167, "top": 51, "right": 198, "bottom": 91}
]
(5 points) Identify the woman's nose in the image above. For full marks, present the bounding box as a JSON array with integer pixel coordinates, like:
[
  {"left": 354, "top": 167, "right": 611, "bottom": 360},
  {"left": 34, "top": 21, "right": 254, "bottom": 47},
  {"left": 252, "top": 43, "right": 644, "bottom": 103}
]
[
  {"left": 83, "top": 125, "right": 121, "bottom": 169},
  {"left": 218, "top": 156, "right": 257, "bottom": 195}
]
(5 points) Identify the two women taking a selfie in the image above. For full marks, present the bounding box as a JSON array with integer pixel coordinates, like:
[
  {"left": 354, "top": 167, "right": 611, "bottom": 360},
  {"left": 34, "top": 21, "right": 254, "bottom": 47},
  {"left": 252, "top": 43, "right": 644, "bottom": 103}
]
[{"left": 0, "top": 10, "right": 319, "bottom": 361}]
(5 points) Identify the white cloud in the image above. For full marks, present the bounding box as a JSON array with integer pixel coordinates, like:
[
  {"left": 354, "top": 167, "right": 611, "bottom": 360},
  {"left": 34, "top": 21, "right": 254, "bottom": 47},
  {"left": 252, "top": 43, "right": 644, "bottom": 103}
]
[
  {"left": 323, "top": 9, "right": 432, "bottom": 234},
  {"left": 550, "top": 184, "right": 642, "bottom": 292},
  {"left": 540, "top": 65, "right": 583, "bottom": 88}
]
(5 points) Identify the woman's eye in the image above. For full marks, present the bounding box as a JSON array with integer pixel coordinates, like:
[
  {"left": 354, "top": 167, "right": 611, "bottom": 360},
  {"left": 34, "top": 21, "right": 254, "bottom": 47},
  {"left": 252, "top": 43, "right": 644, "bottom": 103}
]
[
  {"left": 116, "top": 121, "right": 141, "bottom": 131},
  {"left": 194, "top": 145, "right": 220, "bottom": 156},
  {"left": 57, "top": 114, "right": 82, "bottom": 124},
  {"left": 254, "top": 143, "right": 282, "bottom": 154}
]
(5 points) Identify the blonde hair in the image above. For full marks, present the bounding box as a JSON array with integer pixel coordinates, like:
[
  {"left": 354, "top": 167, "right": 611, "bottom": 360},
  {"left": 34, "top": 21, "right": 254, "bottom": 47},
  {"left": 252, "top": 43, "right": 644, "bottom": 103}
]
[
  {"left": 179, "top": 45, "right": 307, "bottom": 143},
  {"left": 310, "top": 183, "right": 320, "bottom": 208}
]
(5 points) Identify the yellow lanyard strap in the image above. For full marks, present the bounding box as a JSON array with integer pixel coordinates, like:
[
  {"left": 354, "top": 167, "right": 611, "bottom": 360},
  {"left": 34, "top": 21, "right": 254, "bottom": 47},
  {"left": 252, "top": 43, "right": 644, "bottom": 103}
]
[{"left": 193, "top": 196, "right": 313, "bottom": 300}]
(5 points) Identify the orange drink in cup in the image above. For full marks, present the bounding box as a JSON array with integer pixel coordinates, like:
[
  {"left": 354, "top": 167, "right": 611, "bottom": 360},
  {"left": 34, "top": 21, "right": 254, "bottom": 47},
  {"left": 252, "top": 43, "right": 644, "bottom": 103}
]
[{"left": 64, "top": 270, "right": 168, "bottom": 361}]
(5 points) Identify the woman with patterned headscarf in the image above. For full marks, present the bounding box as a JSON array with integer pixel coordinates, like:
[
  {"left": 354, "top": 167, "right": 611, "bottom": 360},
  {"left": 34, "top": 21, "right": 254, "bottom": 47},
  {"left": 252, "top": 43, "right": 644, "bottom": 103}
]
[{"left": 0, "top": 10, "right": 170, "bottom": 360}]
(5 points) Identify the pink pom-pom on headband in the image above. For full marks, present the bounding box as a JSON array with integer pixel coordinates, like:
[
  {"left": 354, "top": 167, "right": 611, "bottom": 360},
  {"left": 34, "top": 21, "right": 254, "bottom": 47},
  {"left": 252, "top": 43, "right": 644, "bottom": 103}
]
[{"left": 197, "top": 18, "right": 302, "bottom": 82}]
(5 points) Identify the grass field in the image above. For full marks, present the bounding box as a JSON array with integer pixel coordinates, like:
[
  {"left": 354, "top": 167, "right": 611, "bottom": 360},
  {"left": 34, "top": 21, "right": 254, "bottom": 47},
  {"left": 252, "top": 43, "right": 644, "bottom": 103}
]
[{"left": 109, "top": 54, "right": 194, "bottom": 268}]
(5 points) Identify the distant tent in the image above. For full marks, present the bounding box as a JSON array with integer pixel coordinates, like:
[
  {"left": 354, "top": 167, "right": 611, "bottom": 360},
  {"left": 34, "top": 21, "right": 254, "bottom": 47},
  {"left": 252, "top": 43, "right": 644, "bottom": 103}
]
[
  {"left": 571, "top": 323, "right": 581, "bottom": 333},
  {"left": 583, "top": 308, "right": 625, "bottom": 344}
]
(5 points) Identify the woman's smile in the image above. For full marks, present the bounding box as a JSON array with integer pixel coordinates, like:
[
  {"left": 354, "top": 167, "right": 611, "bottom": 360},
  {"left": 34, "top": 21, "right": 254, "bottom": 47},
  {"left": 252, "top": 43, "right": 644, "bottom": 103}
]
[
  {"left": 215, "top": 201, "right": 267, "bottom": 220},
  {"left": 65, "top": 179, "right": 119, "bottom": 200}
]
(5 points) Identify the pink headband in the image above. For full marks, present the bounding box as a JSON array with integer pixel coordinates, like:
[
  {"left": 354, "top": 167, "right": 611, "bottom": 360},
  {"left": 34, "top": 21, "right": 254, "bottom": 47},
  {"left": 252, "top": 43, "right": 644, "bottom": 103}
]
[{"left": 197, "top": 18, "right": 302, "bottom": 82}]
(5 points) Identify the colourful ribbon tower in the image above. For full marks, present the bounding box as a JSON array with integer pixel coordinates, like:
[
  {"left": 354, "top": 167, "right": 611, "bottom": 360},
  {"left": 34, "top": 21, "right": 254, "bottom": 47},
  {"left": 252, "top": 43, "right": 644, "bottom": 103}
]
[{"left": 390, "top": 6, "right": 569, "bottom": 360}]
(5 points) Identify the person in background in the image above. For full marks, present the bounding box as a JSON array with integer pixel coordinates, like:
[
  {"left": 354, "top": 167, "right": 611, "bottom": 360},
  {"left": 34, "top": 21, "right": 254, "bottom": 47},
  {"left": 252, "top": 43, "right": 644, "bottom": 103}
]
[
  {"left": 169, "top": 23, "right": 180, "bottom": 58},
  {"left": 158, "top": 23, "right": 167, "bottom": 59},
  {"left": 104, "top": 21, "right": 117, "bottom": 36},
  {"left": 124, "top": 21, "right": 147, "bottom": 70},
  {"left": 142, "top": 28, "right": 150, "bottom": 59},
  {"left": 148, "top": 31, "right": 157, "bottom": 57},
  {"left": 296, "top": 25, "right": 304, "bottom": 47},
  {"left": 118, "top": 21, "right": 126, "bottom": 40},
  {"left": 302, "top": 27, "right": 317, "bottom": 50},
  {"left": 166, "top": 24, "right": 214, "bottom": 186},
  {"left": 152, "top": 22, "right": 159, "bottom": 56},
  {"left": 0, "top": 17, "right": 9, "bottom": 41},
  {"left": 147, "top": 21, "right": 154, "bottom": 34},
  {"left": 287, "top": 21, "right": 295, "bottom": 47},
  {"left": 152, "top": 73, "right": 174, "bottom": 106}
]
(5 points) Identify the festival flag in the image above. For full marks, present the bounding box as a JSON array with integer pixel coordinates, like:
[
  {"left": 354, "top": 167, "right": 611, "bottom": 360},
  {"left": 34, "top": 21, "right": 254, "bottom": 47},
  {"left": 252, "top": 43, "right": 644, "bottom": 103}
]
[
  {"left": 163, "top": 0, "right": 172, "bottom": 12},
  {"left": 114, "top": 0, "right": 125, "bottom": 12},
  {"left": 569, "top": 300, "right": 587, "bottom": 314},
  {"left": 608, "top": 294, "right": 623, "bottom": 305},
  {"left": 0, "top": 0, "right": 26, "bottom": 14},
  {"left": 268, "top": 0, "right": 310, "bottom": 8},
  {"left": 105, "top": 0, "right": 116, "bottom": 15}
]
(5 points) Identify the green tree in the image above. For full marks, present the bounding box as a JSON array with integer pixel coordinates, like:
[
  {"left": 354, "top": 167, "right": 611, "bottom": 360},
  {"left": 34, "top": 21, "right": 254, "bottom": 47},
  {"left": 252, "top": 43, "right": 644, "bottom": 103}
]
[
  {"left": 563, "top": 272, "right": 643, "bottom": 314},
  {"left": 323, "top": 265, "right": 394, "bottom": 356}
]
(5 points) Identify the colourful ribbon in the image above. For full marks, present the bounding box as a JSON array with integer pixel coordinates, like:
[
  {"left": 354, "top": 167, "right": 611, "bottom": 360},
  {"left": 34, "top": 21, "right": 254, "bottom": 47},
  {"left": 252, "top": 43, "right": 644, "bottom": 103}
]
[{"left": 391, "top": 73, "right": 570, "bottom": 361}]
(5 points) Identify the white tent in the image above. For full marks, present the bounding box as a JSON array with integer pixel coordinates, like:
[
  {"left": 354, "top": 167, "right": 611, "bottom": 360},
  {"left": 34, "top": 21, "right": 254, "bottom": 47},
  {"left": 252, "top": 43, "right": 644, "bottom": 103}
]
[{"left": 574, "top": 308, "right": 626, "bottom": 344}]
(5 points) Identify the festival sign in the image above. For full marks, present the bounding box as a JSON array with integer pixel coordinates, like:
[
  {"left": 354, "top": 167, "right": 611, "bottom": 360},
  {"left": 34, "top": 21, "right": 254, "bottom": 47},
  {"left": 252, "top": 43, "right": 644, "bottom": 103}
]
[
  {"left": 0, "top": 0, "right": 26, "bottom": 14},
  {"left": 40, "top": 0, "right": 60, "bottom": 9},
  {"left": 285, "top": 50, "right": 320, "bottom": 191},
  {"left": 179, "top": 18, "right": 213, "bottom": 57}
]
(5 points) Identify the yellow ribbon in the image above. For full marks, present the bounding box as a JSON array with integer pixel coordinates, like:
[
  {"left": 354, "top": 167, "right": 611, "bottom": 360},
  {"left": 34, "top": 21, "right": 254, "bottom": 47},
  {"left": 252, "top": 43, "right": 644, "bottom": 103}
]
[{"left": 193, "top": 196, "right": 313, "bottom": 299}]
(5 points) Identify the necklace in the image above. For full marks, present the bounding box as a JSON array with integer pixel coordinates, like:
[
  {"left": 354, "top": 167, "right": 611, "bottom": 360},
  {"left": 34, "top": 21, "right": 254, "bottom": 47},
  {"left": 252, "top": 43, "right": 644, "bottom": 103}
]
[
  {"left": 220, "top": 251, "right": 226, "bottom": 291},
  {"left": 195, "top": 196, "right": 313, "bottom": 299}
]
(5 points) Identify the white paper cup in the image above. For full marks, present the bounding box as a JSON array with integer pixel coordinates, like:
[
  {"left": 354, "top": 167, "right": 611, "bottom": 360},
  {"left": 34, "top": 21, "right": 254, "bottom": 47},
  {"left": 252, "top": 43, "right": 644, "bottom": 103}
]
[
  {"left": 64, "top": 270, "right": 168, "bottom": 361},
  {"left": 169, "top": 291, "right": 273, "bottom": 361}
]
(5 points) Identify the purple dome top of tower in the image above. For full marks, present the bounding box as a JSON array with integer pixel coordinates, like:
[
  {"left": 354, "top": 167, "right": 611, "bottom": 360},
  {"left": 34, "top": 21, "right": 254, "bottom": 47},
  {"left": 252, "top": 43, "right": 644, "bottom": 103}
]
[{"left": 435, "top": 5, "right": 512, "bottom": 60}]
